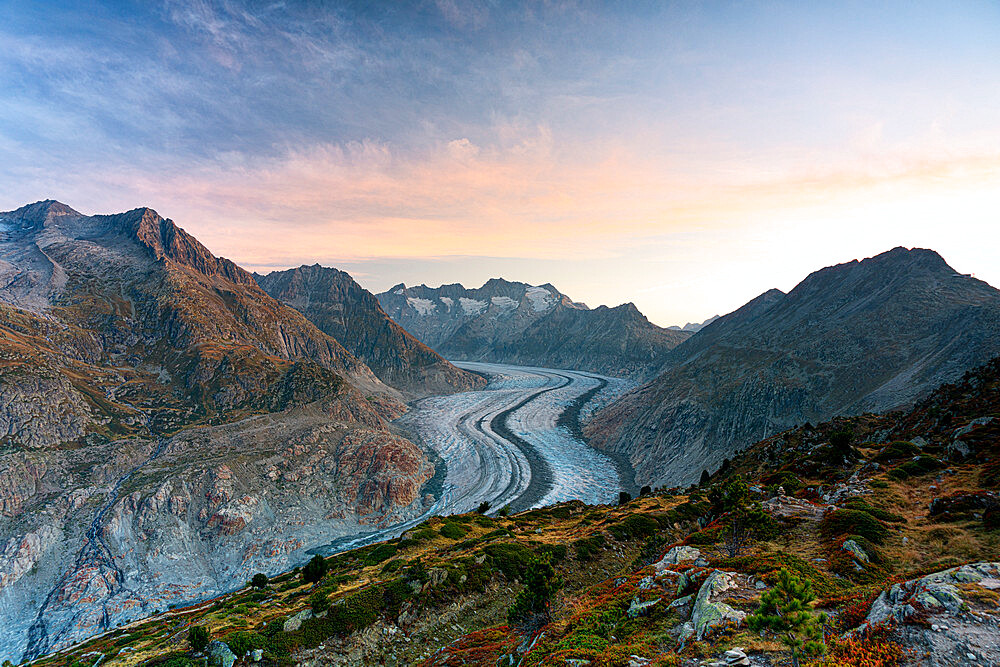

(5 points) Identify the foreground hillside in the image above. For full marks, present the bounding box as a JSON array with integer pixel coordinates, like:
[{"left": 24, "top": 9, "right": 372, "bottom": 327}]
[
  {"left": 36, "top": 355, "right": 1000, "bottom": 667},
  {"left": 588, "top": 247, "right": 1000, "bottom": 488},
  {"left": 256, "top": 265, "right": 484, "bottom": 396},
  {"left": 377, "top": 279, "right": 690, "bottom": 379},
  {"left": 0, "top": 202, "right": 440, "bottom": 660}
]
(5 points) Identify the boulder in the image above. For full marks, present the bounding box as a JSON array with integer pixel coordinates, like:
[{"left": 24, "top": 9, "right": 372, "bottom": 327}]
[
  {"left": 283, "top": 608, "right": 314, "bottom": 632},
  {"left": 628, "top": 596, "right": 661, "bottom": 618},
  {"left": 855, "top": 562, "right": 1000, "bottom": 666},
  {"left": 692, "top": 570, "right": 746, "bottom": 640},
  {"left": 842, "top": 539, "right": 870, "bottom": 563},
  {"left": 763, "top": 495, "right": 830, "bottom": 520},
  {"left": 206, "top": 641, "right": 236, "bottom": 667},
  {"left": 654, "top": 545, "right": 701, "bottom": 570}
]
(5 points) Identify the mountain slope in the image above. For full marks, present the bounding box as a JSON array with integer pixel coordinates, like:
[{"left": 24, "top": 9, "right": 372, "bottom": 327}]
[
  {"left": 34, "top": 354, "right": 1000, "bottom": 667},
  {"left": 255, "top": 265, "right": 484, "bottom": 396},
  {"left": 377, "top": 278, "right": 689, "bottom": 378},
  {"left": 585, "top": 247, "right": 1000, "bottom": 487},
  {"left": 0, "top": 201, "right": 435, "bottom": 660}
]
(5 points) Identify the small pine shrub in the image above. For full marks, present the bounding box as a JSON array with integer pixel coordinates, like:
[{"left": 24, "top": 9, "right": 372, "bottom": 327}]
[
  {"left": 187, "top": 626, "right": 210, "bottom": 653},
  {"left": 302, "top": 555, "right": 328, "bottom": 583}
]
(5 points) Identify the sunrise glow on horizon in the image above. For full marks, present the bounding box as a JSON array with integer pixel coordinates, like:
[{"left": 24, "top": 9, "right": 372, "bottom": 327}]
[{"left": 2, "top": 1, "right": 999, "bottom": 326}]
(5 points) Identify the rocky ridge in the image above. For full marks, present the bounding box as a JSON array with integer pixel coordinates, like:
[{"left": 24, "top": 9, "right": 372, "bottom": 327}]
[
  {"left": 0, "top": 201, "right": 439, "bottom": 661},
  {"left": 586, "top": 247, "right": 1000, "bottom": 488},
  {"left": 377, "top": 278, "right": 690, "bottom": 378},
  {"left": 255, "top": 265, "right": 484, "bottom": 397}
]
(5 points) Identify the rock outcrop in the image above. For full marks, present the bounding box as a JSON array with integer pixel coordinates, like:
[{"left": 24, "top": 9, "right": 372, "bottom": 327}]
[
  {"left": 587, "top": 247, "right": 1000, "bottom": 487},
  {"left": 857, "top": 562, "right": 1000, "bottom": 666},
  {"left": 256, "top": 265, "right": 484, "bottom": 396}
]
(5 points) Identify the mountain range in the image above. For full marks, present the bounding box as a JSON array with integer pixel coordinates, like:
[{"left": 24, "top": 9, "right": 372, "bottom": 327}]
[
  {"left": 377, "top": 279, "right": 690, "bottom": 378},
  {"left": 0, "top": 201, "right": 461, "bottom": 660},
  {"left": 254, "top": 264, "right": 484, "bottom": 396},
  {"left": 585, "top": 246, "right": 1000, "bottom": 488}
]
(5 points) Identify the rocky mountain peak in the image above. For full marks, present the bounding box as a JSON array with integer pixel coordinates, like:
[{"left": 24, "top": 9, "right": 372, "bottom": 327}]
[
  {"left": 96, "top": 207, "right": 257, "bottom": 287},
  {"left": 2, "top": 200, "right": 81, "bottom": 229}
]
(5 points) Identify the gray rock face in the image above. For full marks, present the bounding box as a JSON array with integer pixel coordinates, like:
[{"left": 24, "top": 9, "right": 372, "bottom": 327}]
[
  {"left": 692, "top": 570, "right": 746, "bottom": 640},
  {"left": 0, "top": 202, "right": 436, "bottom": 662},
  {"left": 255, "top": 265, "right": 484, "bottom": 397},
  {"left": 587, "top": 247, "right": 1000, "bottom": 487},
  {"left": 857, "top": 562, "right": 1000, "bottom": 666},
  {"left": 377, "top": 279, "right": 690, "bottom": 379}
]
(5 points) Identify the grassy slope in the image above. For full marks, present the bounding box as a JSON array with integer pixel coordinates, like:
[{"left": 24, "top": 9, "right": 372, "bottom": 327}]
[{"left": 32, "top": 358, "right": 1000, "bottom": 667}]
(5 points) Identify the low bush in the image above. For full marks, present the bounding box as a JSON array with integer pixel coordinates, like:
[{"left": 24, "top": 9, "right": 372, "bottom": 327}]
[
  {"left": 874, "top": 440, "right": 921, "bottom": 462},
  {"left": 820, "top": 509, "right": 890, "bottom": 545},
  {"left": 887, "top": 456, "right": 942, "bottom": 480},
  {"left": 841, "top": 499, "right": 905, "bottom": 523},
  {"left": 573, "top": 535, "right": 605, "bottom": 561},
  {"left": 361, "top": 542, "right": 397, "bottom": 566},
  {"left": 483, "top": 542, "right": 535, "bottom": 579},
  {"left": 439, "top": 522, "right": 468, "bottom": 540},
  {"left": 608, "top": 514, "right": 659, "bottom": 541}
]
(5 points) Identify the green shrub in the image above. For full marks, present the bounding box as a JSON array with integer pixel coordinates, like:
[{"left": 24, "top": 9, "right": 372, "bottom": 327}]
[
  {"left": 532, "top": 542, "right": 567, "bottom": 563},
  {"left": 225, "top": 631, "right": 263, "bottom": 658},
  {"left": 309, "top": 590, "right": 330, "bottom": 614},
  {"left": 413, "top": 528, "right": 437, "bottom": 541},
  {"left": 361, "top": 543, "right": 398, "bottom": 567},
  {"left": 508, "top": 555, "right": 561, "bottom": 627},
  {"left": 608, "top": 514, "right": 659, "bottom": 541},
  {"left": 439, "top": 522, "right": 468, "bottom": 540},
  {"left": 573, "top": 535, "right": 605, "bottom": 561},
  {"left": 685, "top": 525, "right": 724, "bottom": 545},
  {"left": 874, "top": 441, "right": 921, "bottom": 462},
  {"left": 302, "top": 554, "right": 328, "bottom": 583},
  {"left": 820, "top": 509, "right": 890, "bottom": 545},
  {"left": 483, "top": 542, "right": 535, "bottom": 579},
  {"left": 249, "top": 573, "right": 269, "bottom": 589},
  {"left": 187, "top": 626, "right": 210, "bottom": 653},
  {"left": 381, "top": 559, "right": 404, "bottom": 574},
  {"left": 888, "top": 456, "right": 942, "bottom": 480},
  {"left": 840, "top": 498, "right": 904, "bottom": 523}
]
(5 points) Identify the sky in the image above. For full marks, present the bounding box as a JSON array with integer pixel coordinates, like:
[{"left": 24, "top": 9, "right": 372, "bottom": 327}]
[{"left": 1, "top": 1, "right": 999, "bottom": 327}]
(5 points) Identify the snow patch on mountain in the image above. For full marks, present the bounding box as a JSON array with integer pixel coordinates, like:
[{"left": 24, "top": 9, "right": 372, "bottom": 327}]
[
  {"left": 459, "top": 297, "right": 487, "bottom": 315},
  {"left": 407, "top": 297, "right": 436, "bottom": 315},
  {"left": 439, "top": 296, "right": 454, "bottom": 310},
  {"left": 525, "top": 286, "right": 555, "bottom": 312},
  {"left": 490, "top": 296, "right": 518, "bottom": 311}
]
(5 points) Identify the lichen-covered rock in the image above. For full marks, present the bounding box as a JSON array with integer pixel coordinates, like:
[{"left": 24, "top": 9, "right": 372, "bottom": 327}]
[
  {"left": 692, "top": 570, "right": 746, "bottom": 640},
  {"left": 842, "top": 539, "right": 870, "bottom": 563},
  {"left": 856, "top": 562, "right": 1000, "bottom": 666},
  {"left": 627, "top": 596, "right": 661, "bottom": 618},
  {"left": 283, "top": 608, "right": 314, "bottom": 633},
  {"left": 654, "top": 545, "right": 701, "bottom": 570},
  {"left": 207, "top": 640, "right": 236, "bottom": 667}
]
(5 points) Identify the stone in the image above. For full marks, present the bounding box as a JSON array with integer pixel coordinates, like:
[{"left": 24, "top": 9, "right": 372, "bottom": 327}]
[
  {"left": 250, "top": 649, "right": 263, "bottom": 662},
  {"left": 677, "top": 621, "right": 695, "bottom": 645},
  {"left": 855, "top": 562, "right": 1000, "bottom": 666},
  {"left": 842, "top": 539, "right": 870, "bottom": 563},
  {"left": 283, "top": 608, "right": 314, "bottom": 632},
  {"left": 692, "top": 570, "right": 746, "bottom": 640},
  {"left": 628, "top": 596, "right": 661, "bottom": 619},
  {"left": 653, "top": 545, "right": 701, "bottom": 570},
  {"left": 206, "top": 641, "right": 236, "bottom": 667}
]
